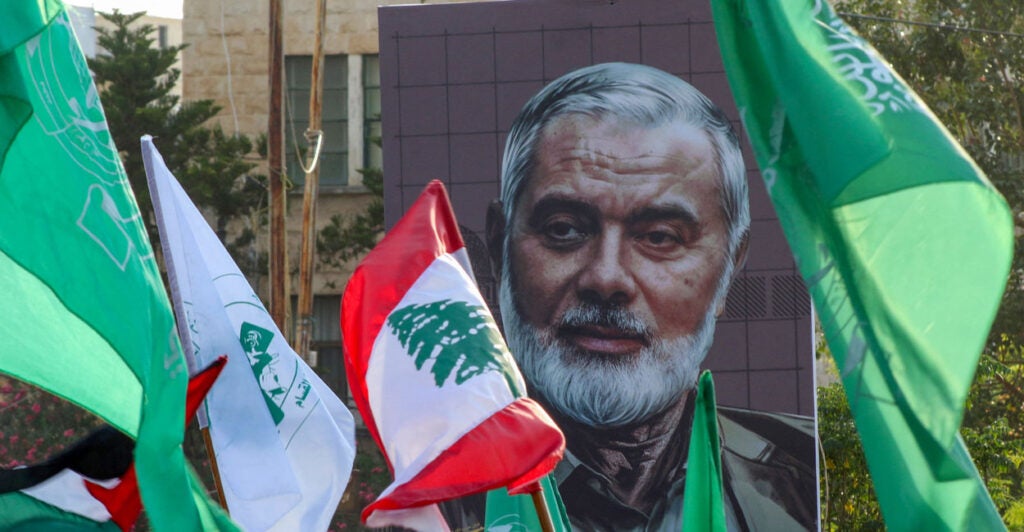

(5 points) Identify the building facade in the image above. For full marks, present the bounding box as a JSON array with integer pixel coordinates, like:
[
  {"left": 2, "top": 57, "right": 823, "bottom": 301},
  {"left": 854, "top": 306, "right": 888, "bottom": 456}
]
[
  {"left": 181, "top": 0, "right": 482, "bottom": 394},
  {"left": 70, "top": 6, "right": 184, "bottom": 101}
]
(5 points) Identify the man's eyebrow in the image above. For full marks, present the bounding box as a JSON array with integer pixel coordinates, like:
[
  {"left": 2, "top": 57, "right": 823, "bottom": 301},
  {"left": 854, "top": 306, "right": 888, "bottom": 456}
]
[
  {"left": 625, "top": 204, "right": 700, "bottom": 227},
  {"left": 525, "top": 196, "right": 600, "bottom": 227}
]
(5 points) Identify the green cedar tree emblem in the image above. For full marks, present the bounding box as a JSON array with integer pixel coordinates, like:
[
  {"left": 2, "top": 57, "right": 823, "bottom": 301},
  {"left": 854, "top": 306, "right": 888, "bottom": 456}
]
[{"left": 386, "top": 299, "right": 519, "bottom": 393}]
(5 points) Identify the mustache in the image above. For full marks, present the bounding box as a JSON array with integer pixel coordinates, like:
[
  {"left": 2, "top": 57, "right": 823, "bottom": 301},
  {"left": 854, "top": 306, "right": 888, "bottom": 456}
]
[{"left": 557, "top": 304, "right": 653, "bottom": 341}]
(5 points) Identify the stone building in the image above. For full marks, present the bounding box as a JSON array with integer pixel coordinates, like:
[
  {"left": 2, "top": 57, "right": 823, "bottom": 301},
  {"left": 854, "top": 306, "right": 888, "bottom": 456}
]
[
  {"left": 71, "top": 6, "right": 184, "bottom": 104},
  {"left": 181, "top": 0, "right": 482, "bottom": 394}
]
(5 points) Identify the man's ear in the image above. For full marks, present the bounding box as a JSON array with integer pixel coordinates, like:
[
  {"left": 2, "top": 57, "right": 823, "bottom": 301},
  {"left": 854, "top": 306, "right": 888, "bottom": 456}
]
[
  {"left": 485, "top": 199, "right": 506, "bottom": 280},
  {"left": 715, "top": 230, "right": 750, "bottom": 317}
]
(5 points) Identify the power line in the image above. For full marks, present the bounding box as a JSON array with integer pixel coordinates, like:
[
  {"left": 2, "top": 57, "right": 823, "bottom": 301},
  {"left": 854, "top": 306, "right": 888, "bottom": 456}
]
[{"left": 838, "top": 12, "right": 1024, "bottom": 39}]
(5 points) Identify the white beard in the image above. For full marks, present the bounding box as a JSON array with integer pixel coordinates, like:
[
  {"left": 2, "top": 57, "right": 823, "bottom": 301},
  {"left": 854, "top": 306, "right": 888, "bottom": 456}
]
[{"left": 499, "top": 274, "right": 719, "bottom": 428}]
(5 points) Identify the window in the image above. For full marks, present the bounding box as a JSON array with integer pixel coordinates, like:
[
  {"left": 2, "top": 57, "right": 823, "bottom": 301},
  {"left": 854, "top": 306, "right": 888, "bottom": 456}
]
[
  {"left": 363, "top": 55, "right": 382, "bottom": 171},
  {"left": 285, "top": 55, "right": 348, "bottom": 187},
  {"left": 157, "top": 25, "right": 168, "bottom": 49}
]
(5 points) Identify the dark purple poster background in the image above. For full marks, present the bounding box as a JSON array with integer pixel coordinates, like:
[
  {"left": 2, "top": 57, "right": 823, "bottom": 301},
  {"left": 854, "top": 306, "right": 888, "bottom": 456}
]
[{"left": 378, "top": 0, "right": 815, "bottom": 419}]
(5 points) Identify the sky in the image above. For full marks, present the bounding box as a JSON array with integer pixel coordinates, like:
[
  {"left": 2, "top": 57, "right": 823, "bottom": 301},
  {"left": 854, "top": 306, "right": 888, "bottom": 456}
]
[{"left": 68, "top": 0, "right": 182, "bottom": 19}]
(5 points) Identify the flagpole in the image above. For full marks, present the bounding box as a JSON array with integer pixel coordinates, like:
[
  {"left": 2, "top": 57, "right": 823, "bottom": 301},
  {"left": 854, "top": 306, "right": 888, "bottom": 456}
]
[
  {"left": 201, "top": 428, "right": 229, "bottom": 511},
  {"left": 142, "top": 138, "right": 233, "bottom": 516},
  {"left": 295, "top": 0, "right": 327, "bottom": 361},
  {"left": 267, "top": 0, "right": 287, "bottom": 332},
  {"left": 530, "top": 489, "right": 555, "bottom": 532}
]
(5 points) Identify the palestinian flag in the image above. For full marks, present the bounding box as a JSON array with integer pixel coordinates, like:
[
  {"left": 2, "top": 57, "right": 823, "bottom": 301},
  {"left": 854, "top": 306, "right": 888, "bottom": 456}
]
[
  {"left": 0, "top": 427, "right": 129, "bottom": 531},
  {"left": 0, "top": 357, "right": 226, "bottom": 531},
  {"left": 341, "top": 180, "right": 565, "bottom": 530}
]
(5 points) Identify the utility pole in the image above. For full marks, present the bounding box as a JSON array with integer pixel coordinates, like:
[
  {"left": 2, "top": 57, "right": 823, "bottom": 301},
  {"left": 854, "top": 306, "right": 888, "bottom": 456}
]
[
  {"left": 268, "top": 0, "right": 287, "bottom": 332},
  {"left": 295, "top": 0, "right": 327, "bottom": 362}
]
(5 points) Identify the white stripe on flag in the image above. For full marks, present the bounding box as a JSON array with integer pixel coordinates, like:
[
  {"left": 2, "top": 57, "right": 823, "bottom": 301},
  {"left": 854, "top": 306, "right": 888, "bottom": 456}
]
[{"left": 20, "top": 470, "right": 113, "bottom": 522}]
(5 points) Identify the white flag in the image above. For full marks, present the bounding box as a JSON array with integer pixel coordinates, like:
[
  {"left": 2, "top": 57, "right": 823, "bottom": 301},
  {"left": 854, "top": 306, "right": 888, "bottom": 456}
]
[{"left": 142, "top": 136, "right": 356, "bottom": 531}]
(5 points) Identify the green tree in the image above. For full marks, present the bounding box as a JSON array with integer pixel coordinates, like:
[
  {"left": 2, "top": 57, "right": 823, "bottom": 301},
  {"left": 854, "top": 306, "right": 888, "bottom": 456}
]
[
  {"left": 89, "top": 10, "right": 265, "bottom": 257},
  {"left": 316, "top": 166, "right": 384, "bottom": 267},
  {"left": 817, "top": 380, "right": 885, "bottom": 531},
  {"left": 962, "top": 337, "right": 1024, "bottom": 525},
  {"left": 818, "top": 2, "right": 1024, "bottom": 528}
]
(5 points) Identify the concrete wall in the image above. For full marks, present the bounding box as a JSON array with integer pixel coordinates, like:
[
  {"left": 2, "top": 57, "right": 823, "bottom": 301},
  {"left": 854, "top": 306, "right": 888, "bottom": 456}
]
[{"left": 86, "top": 11, "right": 184, "bottom": 100}]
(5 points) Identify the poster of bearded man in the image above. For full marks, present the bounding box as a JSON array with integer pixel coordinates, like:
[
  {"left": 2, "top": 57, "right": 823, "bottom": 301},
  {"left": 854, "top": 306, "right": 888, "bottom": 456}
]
[{"left": 378, "top": 1, "right": 818, "bottom": 530}]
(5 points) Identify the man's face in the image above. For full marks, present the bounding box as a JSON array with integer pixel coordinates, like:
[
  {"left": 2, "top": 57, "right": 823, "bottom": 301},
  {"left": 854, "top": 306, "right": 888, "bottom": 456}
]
[{"left": 500, "top": 114, "right": 734, "bottom": 426}]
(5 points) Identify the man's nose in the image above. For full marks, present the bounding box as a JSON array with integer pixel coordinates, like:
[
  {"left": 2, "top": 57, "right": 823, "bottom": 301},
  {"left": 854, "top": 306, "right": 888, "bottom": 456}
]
[{"left": 576, "top": 229, "right": 636, "bottom": 305}]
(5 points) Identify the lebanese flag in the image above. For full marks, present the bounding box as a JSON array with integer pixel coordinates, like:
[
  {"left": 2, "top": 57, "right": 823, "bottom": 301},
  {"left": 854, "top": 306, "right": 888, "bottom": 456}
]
[
  {"left": 0, "top": 357, "right": 226, "bottom": 531},
  {"left": 341, "top": 180, "right": 565, "bottom": 530}
]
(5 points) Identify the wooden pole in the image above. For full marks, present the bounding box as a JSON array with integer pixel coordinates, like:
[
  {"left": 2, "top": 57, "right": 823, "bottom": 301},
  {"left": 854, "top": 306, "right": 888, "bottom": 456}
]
[
  {"left": 531, "top": 489, "right": 556, "bottom": 532},
  {"left": 267, "top": 0, "right": 287, "bottom": 332},
  {"left": 201, "top": 427, "right": 229, "bottom": 511},
  {"left": 295, "top": 0, "right": 327, "bottom": 361}
]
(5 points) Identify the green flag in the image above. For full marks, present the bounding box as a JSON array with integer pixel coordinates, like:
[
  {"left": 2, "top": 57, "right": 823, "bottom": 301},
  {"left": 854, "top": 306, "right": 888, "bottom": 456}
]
[
  {"left": 485, "top": 474, "right": 570, "bottom": 532},
  {"left": 682, "top": 371, "right": 726, "bottom": 532},
  {"left": 0, "top": 2, "right": 236, "bottom": 529},
  {"left": 711, "top": 0, "right": 1011, "bottom": 529},
  {"left": 0, "top": 491, "right": 120, "bottom": 531}
]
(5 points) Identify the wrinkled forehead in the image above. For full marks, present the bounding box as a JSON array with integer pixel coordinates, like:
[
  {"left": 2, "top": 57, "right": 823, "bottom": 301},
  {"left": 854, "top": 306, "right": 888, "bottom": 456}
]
[
  {"left": 538, "top": 113, "right": 713, "bottom": 162},
  {"left": 522, "top": 115, "right": 721, "bottom": 194}
]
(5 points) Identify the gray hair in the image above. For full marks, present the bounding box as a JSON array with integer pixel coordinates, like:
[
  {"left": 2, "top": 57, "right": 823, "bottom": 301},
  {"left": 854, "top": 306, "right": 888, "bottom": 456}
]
[{"left": 499, "top": 62, "right": 749, "bottom": 258}]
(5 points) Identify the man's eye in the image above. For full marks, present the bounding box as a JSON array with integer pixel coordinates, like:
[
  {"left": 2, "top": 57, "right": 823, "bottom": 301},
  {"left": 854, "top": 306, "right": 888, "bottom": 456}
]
[
  {"left": 637, "top": 230, "right": 684, "bottom": 250},
  {"left": 542, "top": 220, "right": 586, "bottom": 244}
]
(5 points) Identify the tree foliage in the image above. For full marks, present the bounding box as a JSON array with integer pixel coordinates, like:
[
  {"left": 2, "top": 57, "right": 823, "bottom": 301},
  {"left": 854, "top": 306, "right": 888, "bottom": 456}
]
[
  {"left": 90, "top": 11, "right": 212, "bottom": 224},
  {"left": 316, "top": 167, "right": 384, "bottom": 267},
  {"left": 817, "top": 380, "right": 885, "bottom": 531},
  {"left": 89, "top": 10, "right": 266, "bottom": 265},
  {"left": 819, "top": 1, "right": 1024, "bottom": 528},
  {"left": 962, "top": 337, "right": 1024, "bottom": 524}
]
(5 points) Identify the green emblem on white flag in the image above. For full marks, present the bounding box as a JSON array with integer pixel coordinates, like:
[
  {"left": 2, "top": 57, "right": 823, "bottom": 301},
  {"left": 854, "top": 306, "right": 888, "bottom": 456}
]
[{"left": 240, "top": 322, "right": 286, "bottom": 425}]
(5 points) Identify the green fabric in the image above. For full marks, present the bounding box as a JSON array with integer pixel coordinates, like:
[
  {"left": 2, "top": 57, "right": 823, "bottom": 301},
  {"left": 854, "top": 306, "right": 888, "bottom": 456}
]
[
  {"left": 0, "top": 491, "right": 119, "bottom": 531},
  {"left": 0, "top": 0, "right": 64, "bottom": 55},
  {"left": 711, "top": 0, "right": 1011, "bottom": 530},
  {"left": 484, "top": 474, "right": 570, "bottom": 531},
  {"left": 0, "top": 5, "right": 237, "bottom": 530},
  {"left": 682, "top": 371, "right": 726, "bottom": 531}
]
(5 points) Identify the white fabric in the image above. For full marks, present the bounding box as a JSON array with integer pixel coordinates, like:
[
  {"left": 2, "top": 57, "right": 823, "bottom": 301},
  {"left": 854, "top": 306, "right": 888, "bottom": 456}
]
[
  {"left": 20, "top": 469, "right": 113, "bottom": 522},
  {"left": 365, "top": 503, "right": 448, "bottom": 531},
  {"left": 143, "top": 137, "right": 356, "bottom": 531}
]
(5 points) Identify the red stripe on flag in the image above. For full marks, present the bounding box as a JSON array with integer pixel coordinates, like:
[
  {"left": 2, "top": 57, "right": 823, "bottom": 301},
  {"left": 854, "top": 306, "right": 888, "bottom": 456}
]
[
  {"left": 341, "top": 180, "right": 465, "bottom": 461},
  {"left": 86, "top": 466, "right": 140, "bottom": 531},
  {"left": 186, "top": 355, "right": 227, "bottom": 418},
  {"left": 360, "top": 398, "right": 564, "bottom": 521}
]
